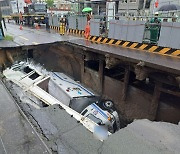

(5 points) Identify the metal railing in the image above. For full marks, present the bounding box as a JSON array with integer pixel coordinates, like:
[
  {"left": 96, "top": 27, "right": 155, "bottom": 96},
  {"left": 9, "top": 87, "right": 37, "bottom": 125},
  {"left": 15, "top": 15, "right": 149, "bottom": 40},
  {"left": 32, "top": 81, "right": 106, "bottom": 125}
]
[{"left": 48, "top": 14, "right": 179, "bottom": 45}]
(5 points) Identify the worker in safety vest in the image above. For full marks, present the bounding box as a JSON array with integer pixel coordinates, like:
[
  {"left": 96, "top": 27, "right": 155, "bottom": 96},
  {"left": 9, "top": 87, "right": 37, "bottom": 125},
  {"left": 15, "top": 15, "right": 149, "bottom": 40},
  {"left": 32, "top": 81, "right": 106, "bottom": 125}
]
[{"left": 19, "top": 12, "right": 23, "bottom": 25}]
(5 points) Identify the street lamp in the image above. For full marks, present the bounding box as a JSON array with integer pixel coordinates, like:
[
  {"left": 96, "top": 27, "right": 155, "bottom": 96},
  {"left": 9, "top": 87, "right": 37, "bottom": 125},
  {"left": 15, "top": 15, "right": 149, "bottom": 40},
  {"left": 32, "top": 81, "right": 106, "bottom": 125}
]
[{"left": 16, "top": 0, "right": 19, "bottom": 13}]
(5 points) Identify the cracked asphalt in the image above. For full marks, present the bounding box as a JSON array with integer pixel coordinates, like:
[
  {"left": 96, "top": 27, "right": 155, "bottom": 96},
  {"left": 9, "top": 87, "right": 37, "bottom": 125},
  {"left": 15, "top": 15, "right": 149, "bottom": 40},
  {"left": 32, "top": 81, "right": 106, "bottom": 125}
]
[
  {"left": 0, "top": 80, "right": 49, "bottom": 154},
  {"left": 2, "top": 75, "right": 176, "bottom": 154}
]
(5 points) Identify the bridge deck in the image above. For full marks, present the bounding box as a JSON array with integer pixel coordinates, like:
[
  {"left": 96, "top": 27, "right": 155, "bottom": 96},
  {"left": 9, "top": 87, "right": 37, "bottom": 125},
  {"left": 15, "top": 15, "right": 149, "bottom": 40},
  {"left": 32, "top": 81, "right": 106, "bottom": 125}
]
[
  {"left": 0, "top": 81, "right": 50, "bottom": 154},
  {"left": 67, "top": 39, "right": 180, "bottom": 75}
]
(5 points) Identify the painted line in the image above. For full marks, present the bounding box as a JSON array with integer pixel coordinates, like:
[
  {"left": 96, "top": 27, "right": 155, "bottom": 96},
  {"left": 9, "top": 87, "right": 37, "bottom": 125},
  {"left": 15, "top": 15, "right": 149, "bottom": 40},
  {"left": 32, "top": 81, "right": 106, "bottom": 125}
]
[
  {"left": 159, "top": 48, "right": 171, "bottom": 54},
  {"left": 32, "top": 42, "right": 39, "bottom": 45},
  {"left": 97, "top": 37, "right": 102, "bottom": 42},
  {"left": 19, "top": 36, "right": 29, "bottom": 41},
  {"left": 172, "top": 50, "right": 180, "bottom": 56},
  {"left": 0, "top": 136, "right": 7, "bottom": 154},
  {"left": 92, "top": 36, "right": 97, "bottom": 42},
  {"left": 139, "top": 44, "right": 148, "bottom": 50},
  {"left": 115, "top": 40, "right": 122, "bottom": 45},
  {"left": 108, "top": 39, "right": 114, "bottom": 45},
  {"left": 129, "top": 43, "right": 138, "bottom": 48},
  {"left": 122, "top": 42, "right": 130, "bottom": 47},
  {"left": 149, "top": 46, "right": 158, "bottom": 52},
  {"left": 102, "top": 38, "right": 108, "bottom": 44}
]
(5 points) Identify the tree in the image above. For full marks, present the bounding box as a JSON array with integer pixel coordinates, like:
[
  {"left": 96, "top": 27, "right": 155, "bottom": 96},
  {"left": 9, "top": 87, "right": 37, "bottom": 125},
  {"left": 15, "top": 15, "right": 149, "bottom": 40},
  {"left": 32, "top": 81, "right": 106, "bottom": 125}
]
[{"left": 45, "top": 0, "right": 54, "bottom": 8}]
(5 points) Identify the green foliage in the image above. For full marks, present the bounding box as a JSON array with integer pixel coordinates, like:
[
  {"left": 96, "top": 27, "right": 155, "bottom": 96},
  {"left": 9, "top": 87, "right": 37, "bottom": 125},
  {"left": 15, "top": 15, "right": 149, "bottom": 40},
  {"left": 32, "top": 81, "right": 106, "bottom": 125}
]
[
  {"left": 4, "top": 35, "right": 13, "bottom": 41},
  {"left": 45, "top": 0, "right": 54, "bottom": 8}
]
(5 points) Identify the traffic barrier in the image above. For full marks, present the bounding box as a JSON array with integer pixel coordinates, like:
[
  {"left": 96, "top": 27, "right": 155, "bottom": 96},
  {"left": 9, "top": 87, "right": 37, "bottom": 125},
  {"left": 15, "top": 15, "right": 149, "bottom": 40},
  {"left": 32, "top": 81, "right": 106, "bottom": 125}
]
[
  {"left": 77, "top": 16, "right": 86, "bottom": 31},
  {"left": 88, "top": 36, "right": 180, "bottom": 57},
  {"left": 108, "top": 20, "right": 145, "bottom": 43},
  {"left": 158, "top": 22, "right": 180, "bottom": 49},
  {"left": 19, "top": 24, "right": 23, "bottom": 30},
  {"left": 49, "top": 15, "right": 180, "bottom": 57},
  {"left": 50, "top": 26, "right": 60, "bottom": 32},
  {"left": 90, "top": 19, "right": 100, "bottom": 36},
  {"left": 69, "top": 16, "right": 77, "bottom": 30},
  {"left": 68, "top": 29, "right": 85, "bottom": 36}
]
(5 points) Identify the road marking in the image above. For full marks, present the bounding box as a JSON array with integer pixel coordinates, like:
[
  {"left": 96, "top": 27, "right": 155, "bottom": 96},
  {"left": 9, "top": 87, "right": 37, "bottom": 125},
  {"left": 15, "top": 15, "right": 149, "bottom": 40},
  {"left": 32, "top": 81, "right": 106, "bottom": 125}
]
[
  {"left": 0, "top": 136, "right": 7, "bottom": 154},
  {"left": 19, "top": 36, "right": 29, "bottom": 41},
  {"left": 32, "top": 42, "right": 39, "bottom": 45}
]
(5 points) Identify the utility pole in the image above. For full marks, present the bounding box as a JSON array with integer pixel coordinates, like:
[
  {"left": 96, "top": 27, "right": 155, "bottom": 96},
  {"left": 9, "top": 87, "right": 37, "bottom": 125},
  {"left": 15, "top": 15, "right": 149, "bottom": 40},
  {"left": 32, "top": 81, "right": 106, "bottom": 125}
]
[
  {"left": 16, "top": 0, "right": 19, "bottom": 13},
  {"left": 0, "top": 6, "right": 4, "bottom": 37}
]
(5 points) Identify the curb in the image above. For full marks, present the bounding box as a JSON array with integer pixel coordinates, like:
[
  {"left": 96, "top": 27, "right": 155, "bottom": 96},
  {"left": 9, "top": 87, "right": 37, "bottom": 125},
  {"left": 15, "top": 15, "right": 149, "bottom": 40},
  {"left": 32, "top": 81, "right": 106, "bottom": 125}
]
[{"left": 88, "top": 36, "right": 180, "bottom": 57}]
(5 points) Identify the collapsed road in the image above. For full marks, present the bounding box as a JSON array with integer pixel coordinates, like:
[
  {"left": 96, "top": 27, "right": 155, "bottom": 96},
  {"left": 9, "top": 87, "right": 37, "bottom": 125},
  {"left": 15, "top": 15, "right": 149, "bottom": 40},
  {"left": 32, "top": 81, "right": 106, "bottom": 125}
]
[{"left": 0, "top": 23, "right": 179, "bottom": 153}]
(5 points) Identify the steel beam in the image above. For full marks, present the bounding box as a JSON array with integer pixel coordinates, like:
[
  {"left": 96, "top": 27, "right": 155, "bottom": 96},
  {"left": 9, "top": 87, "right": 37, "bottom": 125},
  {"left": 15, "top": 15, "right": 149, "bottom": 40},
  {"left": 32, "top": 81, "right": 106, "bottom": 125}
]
[
  {"left": 99, "top": 59, "right": 104, "bottom": 95},
  {"left": 122, "top": 67, "right": 130, "bottom": 101},
  {"left": 149, "top": 82, "right": 162, "bottom": 120}
]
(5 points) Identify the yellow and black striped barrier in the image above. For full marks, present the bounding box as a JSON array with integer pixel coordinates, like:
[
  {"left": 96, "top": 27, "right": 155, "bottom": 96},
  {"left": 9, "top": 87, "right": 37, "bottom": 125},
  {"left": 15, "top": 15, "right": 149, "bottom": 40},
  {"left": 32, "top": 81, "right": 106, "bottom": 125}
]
[
  {"left": 87, "top": 36, "right": 180, "bottom": 57},
  {"left": 68, "top": 29, "right": 85, "bottom": 37}
]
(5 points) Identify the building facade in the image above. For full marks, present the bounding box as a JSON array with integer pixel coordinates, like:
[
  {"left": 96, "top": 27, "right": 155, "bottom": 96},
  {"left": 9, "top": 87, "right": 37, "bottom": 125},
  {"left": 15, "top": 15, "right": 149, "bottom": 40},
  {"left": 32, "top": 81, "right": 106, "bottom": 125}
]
[
  {"left": 118, "top": 0, "right": 152, "bottom": 16},
  {"left": 149, "top": 0, "right": 180, "bottom": 15},
  {"left": 0, "top": 0, "right": 11, "bottom": 15}
]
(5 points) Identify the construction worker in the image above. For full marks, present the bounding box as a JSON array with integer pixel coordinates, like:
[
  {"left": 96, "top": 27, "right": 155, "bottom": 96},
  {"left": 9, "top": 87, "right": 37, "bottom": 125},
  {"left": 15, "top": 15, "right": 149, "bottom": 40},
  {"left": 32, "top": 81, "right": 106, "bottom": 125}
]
[
  {"left": 64, "top": 15, "right": 69, "bottom": 34},
  {"left": 19, "top": 12, "right": 23, "bottom": 25},
  {"left": 149, "top": 12, "right": 161, "bottom": 44},
  {"left": 45, "top": 16, "right": 50, "bottom": 32}
]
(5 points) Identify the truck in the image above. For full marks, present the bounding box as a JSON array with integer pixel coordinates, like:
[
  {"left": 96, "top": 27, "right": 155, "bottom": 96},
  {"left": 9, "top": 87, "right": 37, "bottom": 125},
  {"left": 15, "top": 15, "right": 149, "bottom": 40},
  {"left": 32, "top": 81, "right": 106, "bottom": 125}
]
[
  {"left": 49, "top": 72, "right": 120, "bottom": 133},
  {"left": 10, "top": 1, "right": 47, "bottom": 26},
  {"left": 3, "top": 62, "right": 120, "bottom": 134}
]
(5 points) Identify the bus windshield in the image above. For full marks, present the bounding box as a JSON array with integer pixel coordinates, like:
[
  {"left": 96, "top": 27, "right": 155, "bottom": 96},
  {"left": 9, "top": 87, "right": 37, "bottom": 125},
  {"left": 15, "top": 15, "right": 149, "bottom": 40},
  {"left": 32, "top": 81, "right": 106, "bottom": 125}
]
[{"left": 34, "top": 4, "right": 46, "bottom": 11}]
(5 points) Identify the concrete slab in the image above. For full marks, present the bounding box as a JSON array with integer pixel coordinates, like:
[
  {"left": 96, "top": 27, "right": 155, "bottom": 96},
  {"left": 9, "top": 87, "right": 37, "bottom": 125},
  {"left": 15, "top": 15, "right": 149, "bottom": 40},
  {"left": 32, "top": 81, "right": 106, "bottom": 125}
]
[
  {"left": 4, "top": 23, "right": 79, "bottom": 47},
  {"left": 67, "top": 39, "right": 180, "bottom": 75},
  {"left": 0, "top": 40, "right": 19, "bottom": 48},
  {"left": 60, "top": 124, "right": 102, "bottom": 154},
  {"left": 0, "top": 80, "right": 49, "bottom": 154},
  {"left": 102, "top": 129, "right": 171, "bottom": 154}
]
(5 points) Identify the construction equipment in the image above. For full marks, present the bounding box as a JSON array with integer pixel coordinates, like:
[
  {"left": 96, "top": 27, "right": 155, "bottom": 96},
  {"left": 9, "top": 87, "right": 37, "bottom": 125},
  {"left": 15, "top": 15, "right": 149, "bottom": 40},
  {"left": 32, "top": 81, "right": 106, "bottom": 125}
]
[
  {"left": 3, "top": 62, "right": 120, "bottom": 134},
  {"left": 10, "top": 1, "right": 47, "bottom": 26}
]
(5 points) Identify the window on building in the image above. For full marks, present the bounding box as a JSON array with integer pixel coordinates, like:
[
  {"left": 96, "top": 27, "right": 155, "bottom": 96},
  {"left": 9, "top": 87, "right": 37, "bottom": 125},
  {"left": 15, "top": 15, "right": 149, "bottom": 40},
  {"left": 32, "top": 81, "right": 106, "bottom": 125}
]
[
  {"left": 130, "top": 0, "right": 136, "bottom": 2},
  {"left": 120, "top": 0, "right": 127, "bottom": 3}
]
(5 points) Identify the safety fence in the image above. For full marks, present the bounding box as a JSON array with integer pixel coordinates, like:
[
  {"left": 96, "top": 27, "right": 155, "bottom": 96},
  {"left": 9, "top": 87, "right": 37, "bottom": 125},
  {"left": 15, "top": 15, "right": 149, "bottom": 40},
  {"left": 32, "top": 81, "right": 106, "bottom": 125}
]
[
  {"left": 48, "top": 14, "right": 180, "bottom": 56},
  {"left": 48, "top": 14, "right": 67, "bottom": 35},
  {"left": 49, "top": 15, "right": 86, "bottom": 36}
]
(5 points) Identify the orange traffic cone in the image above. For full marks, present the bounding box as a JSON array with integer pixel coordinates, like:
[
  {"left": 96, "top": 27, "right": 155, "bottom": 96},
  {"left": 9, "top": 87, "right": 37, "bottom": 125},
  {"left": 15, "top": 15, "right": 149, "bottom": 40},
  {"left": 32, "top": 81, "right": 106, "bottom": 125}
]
[
  {"left": 19, "top": 24, "right": 23, "bottom": 30},
  {"left": 35, "top": 24, "right": 40, "bottom": 30}
]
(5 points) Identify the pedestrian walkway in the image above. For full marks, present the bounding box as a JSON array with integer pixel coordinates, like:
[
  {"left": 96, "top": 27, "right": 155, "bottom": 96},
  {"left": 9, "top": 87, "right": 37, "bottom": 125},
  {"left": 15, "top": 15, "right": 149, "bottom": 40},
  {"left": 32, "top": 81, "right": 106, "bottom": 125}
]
[
  {"left": 0, "top": 80, "right": 50, "bottom": 154},
  {"left": 0, "top": 40, "right": 19, "bottom": 48},
  {"left": 67, "top": 39, "right": 180, "bottom": 74}
]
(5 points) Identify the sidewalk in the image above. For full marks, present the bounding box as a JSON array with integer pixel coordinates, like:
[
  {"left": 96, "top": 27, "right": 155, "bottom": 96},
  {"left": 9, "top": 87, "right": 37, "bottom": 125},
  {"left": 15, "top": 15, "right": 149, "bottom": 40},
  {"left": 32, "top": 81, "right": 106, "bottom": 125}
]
[
  {"left": 0, "top": 40, "right": 19, "bottom": 48},
  {"left": 0, "top": 80, "right": 49, "bottom": 154}
]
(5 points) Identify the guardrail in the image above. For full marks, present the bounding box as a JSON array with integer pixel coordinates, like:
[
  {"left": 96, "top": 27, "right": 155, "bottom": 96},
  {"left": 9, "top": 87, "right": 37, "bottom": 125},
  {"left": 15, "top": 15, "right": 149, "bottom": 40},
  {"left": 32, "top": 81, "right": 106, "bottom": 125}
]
[{"left": 48, "top": 14, "right": 180, "bottom": 49}]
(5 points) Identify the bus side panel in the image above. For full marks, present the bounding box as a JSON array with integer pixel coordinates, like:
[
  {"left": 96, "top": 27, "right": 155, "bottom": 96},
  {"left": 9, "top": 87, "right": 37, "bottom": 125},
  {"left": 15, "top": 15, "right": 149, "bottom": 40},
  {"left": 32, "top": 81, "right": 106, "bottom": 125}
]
[{"left": 48, "top": 80, "right": 71, "bottom": 106}]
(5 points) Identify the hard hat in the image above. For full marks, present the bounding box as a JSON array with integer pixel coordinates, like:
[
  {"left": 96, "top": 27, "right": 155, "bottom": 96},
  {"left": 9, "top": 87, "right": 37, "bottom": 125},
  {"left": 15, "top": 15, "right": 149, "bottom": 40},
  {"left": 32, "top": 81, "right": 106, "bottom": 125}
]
[{"left": 155, "top": 12, "right": 159, "bottom": 15}]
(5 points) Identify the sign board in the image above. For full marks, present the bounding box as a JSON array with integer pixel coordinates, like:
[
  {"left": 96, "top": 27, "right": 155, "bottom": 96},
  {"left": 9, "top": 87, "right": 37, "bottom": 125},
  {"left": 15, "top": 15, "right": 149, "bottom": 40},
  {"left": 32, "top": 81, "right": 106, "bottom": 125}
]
[{"left": 106, "top": 2, "right": 115, "bottom": 29}]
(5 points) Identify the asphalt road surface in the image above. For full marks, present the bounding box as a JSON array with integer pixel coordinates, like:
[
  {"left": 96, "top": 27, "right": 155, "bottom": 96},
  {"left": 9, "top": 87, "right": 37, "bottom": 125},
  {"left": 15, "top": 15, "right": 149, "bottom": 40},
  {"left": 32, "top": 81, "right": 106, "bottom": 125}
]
[
  {"left": 0, "top": 80, "right": 50, "bottom": 154},
  {"left": 4, "top": 23, "right": 77, "bottom": 46}
]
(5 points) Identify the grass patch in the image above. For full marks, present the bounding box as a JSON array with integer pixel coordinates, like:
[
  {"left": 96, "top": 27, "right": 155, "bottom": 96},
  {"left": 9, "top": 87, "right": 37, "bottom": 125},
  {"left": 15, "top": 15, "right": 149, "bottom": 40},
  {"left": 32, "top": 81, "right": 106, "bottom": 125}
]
[{"left": 4, "top": 35, "right": 14, "bottom": 41}]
